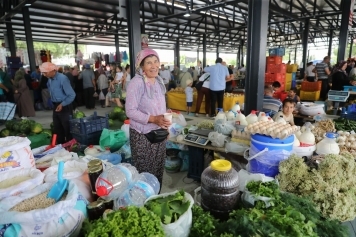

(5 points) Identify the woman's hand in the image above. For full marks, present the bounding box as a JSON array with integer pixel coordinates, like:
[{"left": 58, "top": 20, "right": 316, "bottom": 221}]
[{"left": 151, "top": 115, "right": 172, "bottom": 129}]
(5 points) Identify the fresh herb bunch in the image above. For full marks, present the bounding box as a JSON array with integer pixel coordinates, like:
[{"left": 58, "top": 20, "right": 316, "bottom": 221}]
[
  {"left": 246, "top": 180, "right": 280, "bottom": 209},
  {"left": 145, "top": 190, "right": 190, "bottom": 225},
  {"left": 80, "top": 206, "right": 164, "bottom": 237}
]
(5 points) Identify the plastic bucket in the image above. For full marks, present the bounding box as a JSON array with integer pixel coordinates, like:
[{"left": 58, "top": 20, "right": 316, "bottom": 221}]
[
  {"left": 292, "top": 145, "right": 315, "bottom": 158},
  {"left": 250, "top": 134, "right": 294, "bottom": 155}
]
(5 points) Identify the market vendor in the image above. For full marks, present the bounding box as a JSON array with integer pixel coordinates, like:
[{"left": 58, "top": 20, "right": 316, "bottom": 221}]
[
  {"left": 331, "top": 60, "right": 356, "bottom": 91},
  {"left": 272, "top": 98, "right": 295, "bottom": 125},
  {"left": 40, "top": 62, "right": 75, "bottom": 144},
  {"left": 126, "top": 48, "right": 171, "bottom": 188}
]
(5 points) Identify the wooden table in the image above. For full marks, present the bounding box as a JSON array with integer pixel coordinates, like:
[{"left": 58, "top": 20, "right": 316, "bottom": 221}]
[{"left": 169, "top": 137, "right": 247, "bottom": 180}]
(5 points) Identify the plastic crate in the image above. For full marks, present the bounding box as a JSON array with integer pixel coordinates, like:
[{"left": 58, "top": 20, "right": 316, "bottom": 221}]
[
  {"left": 266, "top": 56, "right": 282, "bottom": 65},
  {"left": 292, "top": 72, "right": 296, "bottom": 81},
  {"left": 286, "top": 73, "right": 292, "bottom": 83},
  {"left": 343, "top": 86, "right": 356, "bottom": 92},
  {"left": 340, "top": 112, "right": 356, "bottom": 121},
  {"left": 187, "top": 146, "right": 205, "bottom": 181},
  {"left": 300, "top": 90, "right": 320, "bottom": 101},
  {"left": 71, "top": 131, "right": 102, "bottom": 146},
  {"left": 269, "top": 47, "right": 285, "bottom": 56},
  {"left": 69, "top": 111, "right": 109, "bottom": 135},
  {"left": 6, "top": 57, "right": 21, "bottom": 63},
  {"left": 292, "top": 80, "right": 296, "bottom": 89},
  {"left": 7, "top": 63, "right": 23, "bottom": 69},
  {"left": 265, "top": 73, "right": 285, "bottom": 83},
  {"left": 301, "top": 81, "right": 322, "bottom": 92},
  {"left": 266, "top": 64, "right": 286, "bottom": 74},
  {"left": 287, "top": 64, "right": 298, "bottom": 73},
  {"left": 285, "top": 81, "right": 292, "bottom": 91}
]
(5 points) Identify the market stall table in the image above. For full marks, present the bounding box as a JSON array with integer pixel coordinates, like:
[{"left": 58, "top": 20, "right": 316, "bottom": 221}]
[
  {"left": 169, "top": 137, "right": 247, "bottom": 181},
  {"left": 167, "top": 92, "right": 244, "bottom": 113}
]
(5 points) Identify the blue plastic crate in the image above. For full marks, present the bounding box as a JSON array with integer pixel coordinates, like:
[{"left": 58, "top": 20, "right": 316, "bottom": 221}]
[
  {"left": 69, "top": 111, "right": 109, "bottom": 135},
  {"left": 343, "top": 86, "right": 356, "bottom": 92},
  {"left": 340, "top": 112, "right": 356, "bottom": 121},
  {"left": 71, "top": 131, "right": 102, "bottom": 146},
  {"left": 6, "top": 57, "right": 21, "bottom": 63},
  {"left": 347, "top": 104, "right": 356, "bottom": 113},
  {"left": 292, "top": 80, "right": 296, "bottom": 89},
  {"left": 269, "top": 47, "right": 285, "bottom": 56},
  {"left": 7, "top": 63, "right": 23, "bottom": 69},
  {"left": 292, "top": 72, "right": 296, "bottom": 81}
]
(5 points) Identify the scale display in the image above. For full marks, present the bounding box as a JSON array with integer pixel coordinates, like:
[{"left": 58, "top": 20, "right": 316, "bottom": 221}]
[
  {"left": 184, "top": 134, "right": 209, "bottom": 146},
  {"left": 328, "top": 90, "right": 350, "bottom": 102}
]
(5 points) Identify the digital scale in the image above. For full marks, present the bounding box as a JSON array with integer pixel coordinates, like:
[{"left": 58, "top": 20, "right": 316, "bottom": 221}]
[
  {"left": 327, "top": 90, "right": 350, "bottom": 115},
  {"left": 183, "top": 129, "right": 213, "bottom": 146}
]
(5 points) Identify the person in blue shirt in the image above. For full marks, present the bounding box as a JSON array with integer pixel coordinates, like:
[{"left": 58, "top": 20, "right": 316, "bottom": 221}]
[
  {"left": 31, "top": 66, "right": 41, "bottom": 81},
  {"left": 203, "top": 58, "right": 230, "bottom": 117},
  {"left": 39, "top": 62, "right": 76, "bottom": 144}
]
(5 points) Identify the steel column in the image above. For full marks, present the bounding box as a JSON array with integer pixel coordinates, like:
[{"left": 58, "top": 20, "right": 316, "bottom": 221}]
[
  {"left": 237, "top": 45, "right": 241, "bottom": 67},
  {"left": 22, "top": 7, "right": 36, "bottom": 71},
  {"left": 216, "top": 43, "right": 219, "bottom": 58},
  {"left": 337, "top": 0, "right": 352, "bottom": 62},
  {"left": 175, "top": 38, "right": 180, "bottom": 69},
  {"left": 115, "top": 32, "right": 120, "bottom": 65},
  {"left": 244, "top": 0, "right": 269, "bottom": 115},
  {"left": 301, "top": 19, "right": 310, "bottom": 78},
  {"left": 74, "top": 40, "right": 79, "bottom": 67},
  {"left": 294, "top": 47, "right": 297, "bottom": 63},
  {"left": 126, "top": 0, "right": 141, "bottom": 77},
  {"left": 349, "top": 39, "right": 353, "bottom": 58},
  {"left": 328, "top": 30, "right": 333, "bottom": 57},
  {"left": 197, "top": 47, "right": 199, "bottom": 65},
  {"left": 5, "top": 20, "right": 16, "bottom": 57},
  {"left": 240, "top": 40, "right": 244, "bottom": 65},
  {"left": 203, "top": 34, "right": 207, "bottom": 68}
]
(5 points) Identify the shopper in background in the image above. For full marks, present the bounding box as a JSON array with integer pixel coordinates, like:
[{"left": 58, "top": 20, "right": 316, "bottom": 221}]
[
  {"left": 123, "top": 64, "right": 131, "bottom": 91},
  {"left": 173, "top": 65, "right": 180, "bottom": 83},
  {"left": 79, "top": 64, "right": 96, "bottom": 109},
  {"left": 185, "top": 79, "right": 193, "bottom": 115},
  {"left": 349, "top": 63, "right": 356, "bottom": 80},
  {"left": 126, "top": 48, "right": 170, "bottom": 187},
  {"left": 179, "top": 67, "right": 193, "bottom": 88},
  {"left": 111, "top": 65, "right": 124, "bottom": 108},
  {"left": 191, "top": 66, "right": 198, "bottom": 85},
  {"left": 0, "top": 69, "right": 12, "bottom": 102},
  {"left": 313, "top": 56, "right": 331, "bottom": 100},
  {"left": 159, "top": 64, "right": 171, "bottom": 91},
  {"left": 64, "top": 66, "right": 75, "bottom": 89},
  {"left": 287, "top": 88, "right": 300, "bottom": 103},
  {"left": 97, "top": 67, "right": 109, "bottom": 108},
  {"left": 263, "top": 86, "right": 282, "bottom": 118},
  {"left": 222, "top": 61, "right": 234, "bottom": 93},
  {"left": 30, "top": 66, "right": 41, "bottom": 81},
  {"left": 72, "top": 65, "right": 83, "bottom": 106},
  {"left": 40, "top": 62, "right": 75, "bottom": 144},
  {"left": 57, "top": 67, "right": 63, "bottom": 73},
  {"left": 304, "top": 62, "right": 316, "bottom": 82},
  {"left": 13, "top": 69, "right": 35, "bottom": 118},
  {"left": 331, "top": 60, "right": 356, "bottom": 91},
  {"left": 0, "top": 74, "right": 8, "bottom": 102},
  {"left": 39, "top": 74, "right": 51, "bottom": 110},
  {"left": 346, "top": 60, "right": 353, "bottom": 75},
  {"left": 204, "top": 57, "right": 230, "bottom": 117},
  {"left": 195, "top": 72, "right": 211, "bottom": 117}
]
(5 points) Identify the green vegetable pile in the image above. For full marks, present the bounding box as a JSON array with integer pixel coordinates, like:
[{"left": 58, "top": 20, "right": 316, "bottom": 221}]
[
  {"left": 1, "top": 119, "right": 46, "bottom": 138},
  {"left": 189, "top": 181, "right": 349, "bottom": 237},
  {"left": 108, "top": 107, "right": 128, "bottom": 129},
  {"left": 245, "top": 180, "right": 280, "bottom": 208},
  {"left": 334, "top": 118, "right": 356, "bottom": 131},
  {"left": 80, "top": 206, "right": 164, "bottom": 237},
  {"left": 197, "top": 120, "right": 214, "bottom": 129},
  {"left": 277, "top": 152, "right": 356, "bottom": 221},
  {"left": 145, "top": 190, "right": 190, "bottom": 224}
]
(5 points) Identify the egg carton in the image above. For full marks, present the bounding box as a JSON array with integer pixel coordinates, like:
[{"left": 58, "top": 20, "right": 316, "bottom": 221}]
[{"left": 244, "top": 121, "right": 300, "bottom": 140}]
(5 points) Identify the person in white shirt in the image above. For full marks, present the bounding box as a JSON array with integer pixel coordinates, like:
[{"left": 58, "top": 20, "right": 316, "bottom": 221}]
[
  {"left": 185, "top": 79, "right": 194, "bottom": 115},
  {"left": 304, "top": 62, "right": 316, "bottom": 82},
  {"left": 239, "top": 64, "right": 246, "bottom": 73},
  {"left": 159, "top": 64, "right": 171, "bottom": 91}
]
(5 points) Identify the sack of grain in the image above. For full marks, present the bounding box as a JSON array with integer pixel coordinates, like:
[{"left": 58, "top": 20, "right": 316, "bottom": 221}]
[
  {"left": 35, "top": 149, "right": 72, "bottom": 170},
  {"left": 43, "top": 160, "right": 93, "bottom": 202},
  {"left": 0, "top": 181, "right": 88, "bottom": 237},
  {"left": 0, "top": 168, "right": 44, "bottom": 200},
  {"left": 0, "top": 136, "right": 35, "bottom": 173}
]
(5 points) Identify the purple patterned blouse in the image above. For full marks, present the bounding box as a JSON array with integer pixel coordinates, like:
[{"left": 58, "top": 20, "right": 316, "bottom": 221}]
[{"left": 126, "top": 75, "right": 166, "bottom": 134}]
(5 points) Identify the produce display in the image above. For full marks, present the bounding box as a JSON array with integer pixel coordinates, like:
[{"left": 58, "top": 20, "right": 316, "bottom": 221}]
[
  {"left": 336, "top": 130, "right": 356, "bottom": 155},
  {"left": 244, "top": 121, "right": 299, "bottom": 139},
  {"left": 197, "top": 120, "right": 214, "bottom": 130},
  {"left": 334, "top": 117, "right": 356, "bottom": 132},
  {"left": 224, "top": 93, "right": 243, "bottom": 98},
  {"left": 310, "top": 119, "right": 336, "bottom": 143},
  {"left": 145, "top": 190, "right": 190, "bottom": 224},
  {"left": 277, "top": 152, "right": 356, "bottom": 221},
  {"left": 80, "top": 206, "right": 164, "bottom": 237},
  {"left": 169, "top": 87, "right": 197, "bottom": 94},
  {"left": 1, "top": 119, "right": 45, "bottom": 137},
  {"left": 10, "top": 191, "right": 67, "bottom": 212},
  {"left": 108, "top": 107, "right": 128, "bottom": 128}
]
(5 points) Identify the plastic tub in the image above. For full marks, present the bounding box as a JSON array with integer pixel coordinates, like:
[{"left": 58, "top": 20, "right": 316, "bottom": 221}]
[
  {"left": 251, "top": 134, "right": 294, "bottom": 154},
  {"left": 292, "top": 145, "right": 316, "bottom": 157}
]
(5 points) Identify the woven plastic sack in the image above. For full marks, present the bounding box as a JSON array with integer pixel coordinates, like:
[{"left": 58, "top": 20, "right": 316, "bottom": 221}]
[
  {"left": 0, "top": 168, "right": 44, "bottom": 200},
  {"left": 0, "top": 181, "right": 88, "bottom": 237},
  {"left": 144, "top": 191, "right": 194, "bottom": 237},
  {"left": 100, "top": 128, "right": 127, "bottom": 152},
  {"left": 0, "top": 136, "right": 35, "bottom": 173}
]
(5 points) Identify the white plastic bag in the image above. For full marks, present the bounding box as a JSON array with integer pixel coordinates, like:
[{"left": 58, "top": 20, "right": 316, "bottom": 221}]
[
  {"left": 225, "top": 142, "right": 249, "bottom": 154},
  {"left": 99, "top": 91, "right": 105, "bottom": 100},
  {"left": 172, "top": 112, "right": 187, "bottom": 127},
  {"left": 237, "top": 169, "right": 274, "bottom": 192},
  {"left": 144, "top": 191, "right": 194, "bottom": 237},
  {"left": 208, "top": 132, "right": 227, "bottom": 147},
  {"left": 43, "top": 160, "right": 92, "bottom": 202},
  {"left": 35, "top": 149, "right": 72, "bottom": 169},
  {"left": 0, "top": 136, "right": 35, "bottom": 173},
  {"left": 168, "top": 123, "right": 184, "bottom": 139},
  {"left": 214, "top": 119, "right": 235, "bottom": 135},
  {"left": 0, "top": 168, "right": 44, "bottom": 200},
  {"left": 299, "top": 103, "right": 325, "bottom": 116},
  {"left": 0, "top": 181, "right": 88, "bottom": 237}
]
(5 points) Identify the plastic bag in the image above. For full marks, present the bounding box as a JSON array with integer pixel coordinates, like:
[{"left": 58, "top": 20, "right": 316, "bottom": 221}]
[
  {"left": 245, "top": 143, "right": 290, "bottom": 177},
  {"left": 172, "top": 112, "right": 187, "bottom": 127},
  {"left": 32, "top": 144, "right": 64, "bottom": 158},
  {"left": 99, "top": 91, "right": 105, "bottom": 100},
  {"left": 0, "top": 168, "right": 44, "bottom": 200},
  {"left": 208, "top": 132, "right": 227, "bottom": 147},
  {"left": 35, "top": 149, "right": 72, "bottom": 169},
  {"left": 214, "top": 119, "right": 235, "bottom": 135},
  {"left": 99, "top": 128, "right": 127, "bottom": 152},
  {"left": 178, "top": 151, "right": 189, "bottom": 172},
  {"left": 0, "top": 136, "right": 35, "bottom": 173},
  {"left": 0, "top": 181, "right": 88, "bottom": 237},
  {"left": 237, "top": 169, "right": 274, "bottom": 192},
  {"left": 105, "top": 92, "right": 111, "bottom": 106},
  {"left": 144, "top": 191, "right": 194, "bottom": 237},
  {"left": 225, "top": 142, "right": 249, "bottom": 154},
  {"left": 43, "top": 160, "right": 92, "bottom": 202},
  {"left": 168, "top": 123, "right": 184, "bottom": 139}
]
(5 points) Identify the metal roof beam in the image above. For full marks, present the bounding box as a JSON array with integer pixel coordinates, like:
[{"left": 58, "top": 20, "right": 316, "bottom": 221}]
[{"left": 0, "top": 0, "right": 37, "bottom": 22}]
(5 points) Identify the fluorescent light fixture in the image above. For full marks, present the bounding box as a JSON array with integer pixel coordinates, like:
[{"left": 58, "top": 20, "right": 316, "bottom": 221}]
[
  {"left": 92, "top": 36, "right": 96, "bottom": 38},
  {"left": 25, "top": 3, "right": 31, "bottom": 6},
  {"left": 184, "top": 13, "right": 190, "bottom": 17}
]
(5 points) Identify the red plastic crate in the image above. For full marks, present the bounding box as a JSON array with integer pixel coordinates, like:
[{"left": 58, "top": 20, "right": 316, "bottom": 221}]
[
  {"left": 301, "top": 81, "right": 322, "bottom": 92},
  {"left": 265, "top": 73, "right": 285, "bottom": 83},
  {"left": 266, "top": 56, "right": 282, "bottom": 65},
  {"left": 266, "top": 64, "right": 287, "bottom": 73}
]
